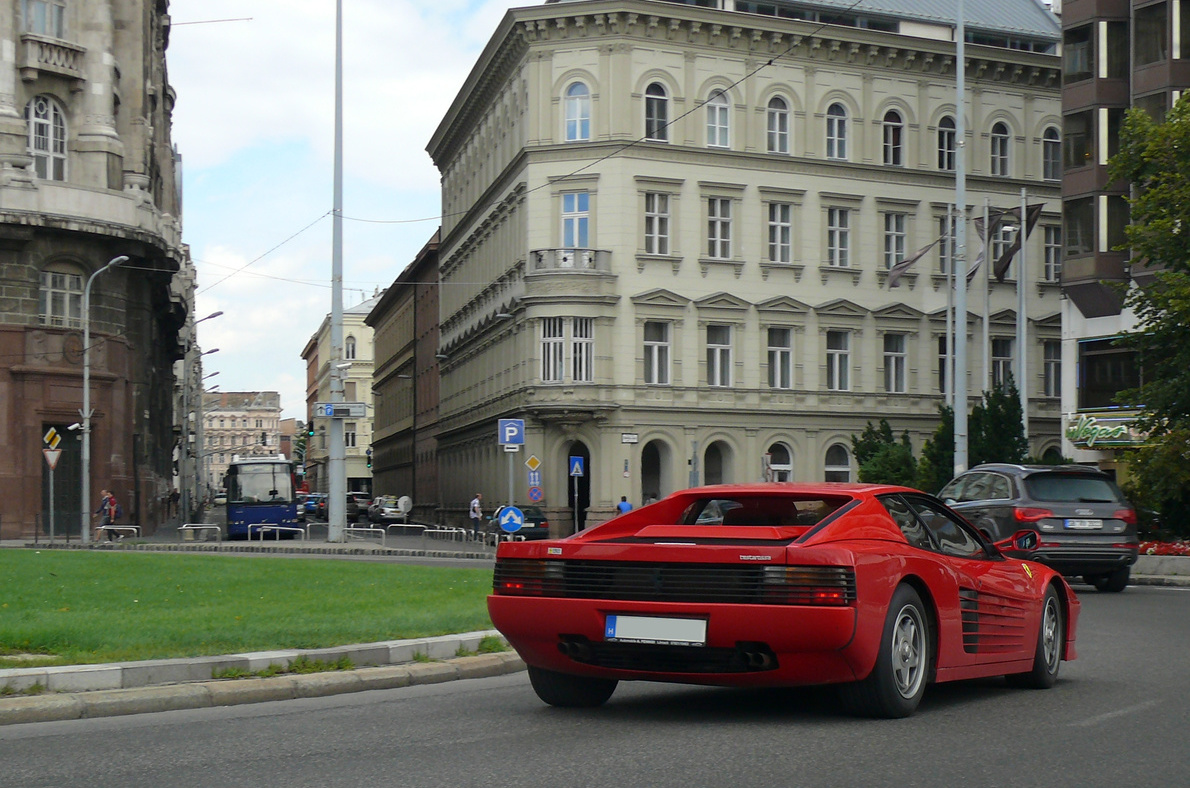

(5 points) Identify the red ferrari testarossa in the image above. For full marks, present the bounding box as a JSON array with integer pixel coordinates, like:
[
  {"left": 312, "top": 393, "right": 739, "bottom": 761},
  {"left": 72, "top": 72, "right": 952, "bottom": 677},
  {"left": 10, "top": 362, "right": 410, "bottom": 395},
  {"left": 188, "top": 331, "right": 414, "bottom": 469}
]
[{"left": 488, "top": 483, "right": 1079, "bottom": 718}]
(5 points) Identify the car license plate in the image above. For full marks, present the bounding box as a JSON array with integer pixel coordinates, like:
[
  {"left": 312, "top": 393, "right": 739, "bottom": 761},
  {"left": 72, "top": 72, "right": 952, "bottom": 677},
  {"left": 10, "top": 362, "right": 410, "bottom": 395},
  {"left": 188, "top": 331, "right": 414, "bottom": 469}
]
[
  {"left": 604, "top": 615, "right": 707, "bottom": 646},
  {"left": 1064, "top": 519, "right": 1103, "bottom": 530}
]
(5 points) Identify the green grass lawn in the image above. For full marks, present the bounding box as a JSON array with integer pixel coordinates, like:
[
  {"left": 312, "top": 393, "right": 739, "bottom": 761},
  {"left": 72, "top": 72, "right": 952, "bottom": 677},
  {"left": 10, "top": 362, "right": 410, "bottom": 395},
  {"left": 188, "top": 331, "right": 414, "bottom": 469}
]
[{"left": 0, "top": 550, "right": 494, "bottom": 668}]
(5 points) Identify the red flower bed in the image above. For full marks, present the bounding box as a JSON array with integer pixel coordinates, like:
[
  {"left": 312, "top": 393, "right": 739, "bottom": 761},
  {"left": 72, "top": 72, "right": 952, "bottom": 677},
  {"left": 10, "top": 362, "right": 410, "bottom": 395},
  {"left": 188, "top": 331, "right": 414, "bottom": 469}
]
[{"left": 1140, "top": 540, "right": 1190, "bottom": 556}]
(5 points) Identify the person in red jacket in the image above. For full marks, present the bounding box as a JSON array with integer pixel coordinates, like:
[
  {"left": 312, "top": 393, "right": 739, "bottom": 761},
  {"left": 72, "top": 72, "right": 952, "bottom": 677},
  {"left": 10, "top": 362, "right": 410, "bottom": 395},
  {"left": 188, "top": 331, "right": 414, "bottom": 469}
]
[{"left": 96, "top": 489, "right": 119, "bottom": 541}]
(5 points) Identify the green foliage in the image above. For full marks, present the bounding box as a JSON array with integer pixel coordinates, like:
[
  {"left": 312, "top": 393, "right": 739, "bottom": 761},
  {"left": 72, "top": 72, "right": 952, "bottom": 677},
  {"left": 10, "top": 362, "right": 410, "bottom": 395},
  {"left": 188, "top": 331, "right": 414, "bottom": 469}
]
[
  {"left": 0, "top": 552, "right": 493, "bottom": 666},
  {"left": 852, "top": 420, "right": 917, "bottom": 487},
  {"left": 1107, "top": 96, "right": 1190, "bottom": 533},
  {"left": 915, "top": 405, "right": 954, "bottom": 495},
  {"left": 969, "top": 378, "right": 1029, "bottom": 466}
]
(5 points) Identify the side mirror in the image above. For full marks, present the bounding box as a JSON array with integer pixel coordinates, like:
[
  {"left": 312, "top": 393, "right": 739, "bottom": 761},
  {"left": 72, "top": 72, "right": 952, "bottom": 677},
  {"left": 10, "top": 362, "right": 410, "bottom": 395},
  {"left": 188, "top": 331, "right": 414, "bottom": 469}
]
[{"left": 994, "top": 529, "right": 1039, "bottom": 554}]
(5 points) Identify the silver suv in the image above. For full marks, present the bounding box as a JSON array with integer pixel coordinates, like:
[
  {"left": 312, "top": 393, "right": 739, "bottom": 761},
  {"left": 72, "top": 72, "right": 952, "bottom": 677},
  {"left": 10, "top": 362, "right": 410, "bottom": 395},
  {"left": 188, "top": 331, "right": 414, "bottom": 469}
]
[{"left": 939, "top": 464, "right": 1138, "bottom": 592}]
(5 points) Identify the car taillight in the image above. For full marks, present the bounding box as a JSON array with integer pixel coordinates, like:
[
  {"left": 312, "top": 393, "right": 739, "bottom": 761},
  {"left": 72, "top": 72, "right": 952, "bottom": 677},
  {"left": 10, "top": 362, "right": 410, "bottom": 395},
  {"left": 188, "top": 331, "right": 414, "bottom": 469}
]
[
  {"left": 493, "top": 559, "right": 564, "bottom": 597},
  {"left": 1013, "top": 507, "right": 1053, "bottom": 522},
  {"left": 1113, "top": 508, "right": 1137, "bottom": 526},
  {"left": 761, "top": 566, "right": 856, "bottom": 606}
]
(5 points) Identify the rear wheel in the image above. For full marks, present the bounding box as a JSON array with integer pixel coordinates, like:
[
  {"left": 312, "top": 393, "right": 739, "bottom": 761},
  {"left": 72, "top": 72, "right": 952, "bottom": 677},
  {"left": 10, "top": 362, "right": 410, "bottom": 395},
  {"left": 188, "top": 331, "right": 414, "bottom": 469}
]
[
  {"left": 1007, "top": 585, "right": 1062, "bottom": 689},
  {"left": 526, "top": 666, "right": 617, "bottom": 708},
  {"left": 1094, "top": 566, "right": 1130, "bottom": 593},
  {"left": 840, "top": 584, "right": 930, "bottom": 718}
]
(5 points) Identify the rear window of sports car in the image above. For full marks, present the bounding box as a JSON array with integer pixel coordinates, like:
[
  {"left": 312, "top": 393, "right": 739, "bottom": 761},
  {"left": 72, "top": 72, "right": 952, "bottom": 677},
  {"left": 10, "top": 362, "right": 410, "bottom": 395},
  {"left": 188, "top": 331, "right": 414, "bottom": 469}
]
[{"left": 678, "top": 495, "right": 849, "bottom": 527}]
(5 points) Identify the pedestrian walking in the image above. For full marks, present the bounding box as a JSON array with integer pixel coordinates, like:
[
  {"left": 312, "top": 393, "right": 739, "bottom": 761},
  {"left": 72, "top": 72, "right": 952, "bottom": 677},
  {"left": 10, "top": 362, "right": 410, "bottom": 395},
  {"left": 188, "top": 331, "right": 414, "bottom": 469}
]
[
  {"left": 469, "top": 493, "right": 483, "bottom": 541},
  {"left": 95, "top": 489, "right": 119, "bottom": 541},
  {"left": 616, "top": 496, "right": 633, "bottom": 515}
]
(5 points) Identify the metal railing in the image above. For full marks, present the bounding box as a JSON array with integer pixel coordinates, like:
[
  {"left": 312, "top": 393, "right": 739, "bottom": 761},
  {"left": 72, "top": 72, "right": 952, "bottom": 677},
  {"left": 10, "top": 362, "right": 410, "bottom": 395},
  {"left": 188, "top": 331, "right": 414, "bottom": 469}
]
[{"left": 530, "top": 248, "right": 610, "bottom": 272}]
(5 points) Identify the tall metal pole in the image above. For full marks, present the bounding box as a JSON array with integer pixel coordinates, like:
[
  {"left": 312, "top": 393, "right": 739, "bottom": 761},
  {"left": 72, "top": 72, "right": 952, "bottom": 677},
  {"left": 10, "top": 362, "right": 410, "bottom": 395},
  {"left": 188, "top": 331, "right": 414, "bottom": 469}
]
[
  {"left": 1017, "top": 186, "right": 1029, "bottom": 441},
  {"left": 983, "top": 198, "right": 991, "bottom": 391},
  {"left": 953, "top": 0, "right": 969, "bottom": 475},
  {"left": 80, "top": 255, "right": 127, "bottom": 544},
  {"left": 327, "top": 0, "right": 347, "bottom": 541}
]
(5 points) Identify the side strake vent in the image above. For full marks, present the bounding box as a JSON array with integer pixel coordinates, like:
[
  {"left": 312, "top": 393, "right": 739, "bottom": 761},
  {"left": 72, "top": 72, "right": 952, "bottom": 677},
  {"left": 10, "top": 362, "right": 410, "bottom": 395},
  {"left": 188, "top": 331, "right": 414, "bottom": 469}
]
[{"left": 493, "top": 559, "right": 855, "bottom": 606}]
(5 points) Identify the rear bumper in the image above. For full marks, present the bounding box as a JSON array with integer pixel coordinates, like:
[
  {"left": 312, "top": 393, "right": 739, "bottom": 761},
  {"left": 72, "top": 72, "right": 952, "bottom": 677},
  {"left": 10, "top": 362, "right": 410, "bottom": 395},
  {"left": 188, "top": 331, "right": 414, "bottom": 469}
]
[{"left": 1033, "top": 544, "right": 1138, "bottom": 576}]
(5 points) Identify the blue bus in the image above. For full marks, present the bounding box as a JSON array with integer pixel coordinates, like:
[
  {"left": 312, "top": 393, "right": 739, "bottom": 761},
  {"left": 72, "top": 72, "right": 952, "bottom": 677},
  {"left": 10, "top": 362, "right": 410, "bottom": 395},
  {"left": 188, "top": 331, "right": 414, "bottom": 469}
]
[{"left": 223, "top": 455, "right": 300, "bottom": 538}]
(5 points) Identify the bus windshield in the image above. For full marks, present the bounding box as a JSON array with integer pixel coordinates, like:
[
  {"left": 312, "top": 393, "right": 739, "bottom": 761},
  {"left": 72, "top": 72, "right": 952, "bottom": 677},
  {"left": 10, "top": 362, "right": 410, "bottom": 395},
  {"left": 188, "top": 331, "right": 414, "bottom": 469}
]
[{"left": 227, "top": 464, "right": 293, "bottom": 504}]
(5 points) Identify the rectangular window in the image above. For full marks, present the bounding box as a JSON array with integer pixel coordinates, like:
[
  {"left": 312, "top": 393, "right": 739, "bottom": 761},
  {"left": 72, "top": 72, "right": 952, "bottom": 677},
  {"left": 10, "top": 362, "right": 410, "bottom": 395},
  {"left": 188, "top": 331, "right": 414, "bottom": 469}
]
[
  {"left": 1044, "top": 340, "right": 1061, "bottom": 398},
  {"left": 707, "top": 197, "right": 732, "bottom": 259},
  {"left": 1063, "top": 25, "right": 1093, "bottom": 82},
  {"left": 707, "top": 96, "right": 730, "bottom": 147},
  {"left": 827, "top": 208, "right": 849, "bottom": 267},
  {"left": 644, "top": 321, "right": 670, "bottom": 385},
  {"left": 767, "top": 327, "right": 792, "bottom": 389},
  {"left": 768, "top": 202, "right": 792, "bottom": 263},
  {"left": 826, "top": 330, "right": 850, "bottom": 391},
  {"left": 992, "top": 337, "right": 1014, "bottom": 387},
  {"left": 883, "top": 213, "right": 906, "bottom": 269},
  {"left": 938, "top": 214, "right": 956, "bottom": 274},
  {"left": 572, "top": 317, "right": 593, "bottom": 383},
  {"left": 706, "top": 324, "right": 732, "bottom": 387},
  {"left": 644, "top": 192, "right": 670, "bottom": 255},
  {"left": 883, "top": 333, "right": 907, "bottom": 393},
  {"left": 25, "top": 0, "right": 66, "bottom": 38},
  {"left": 1078, "top": 337, "right": 1140, "bottom": 409},
  {"left": 938, "top": 336, "right": 949, "bottom": 395},
  {"left": 1064, "top": 111, "right": 1093, "bottom": 170},
  {"left": 345, "top": 423, "right": 357, "bottom": 449},
  {"left": 1135, "top": 4, "right": 1169, "bottom": 66},
  {"left": 1065, "top": 197, "right": 1094, "bottom": 256},
  {"left": 562, "top": 191, "right": 589, "bottom": 252},
  {"left": 541, "top": 317, "right": 565, "bottom": 382},
  {"left": 38, "top": 269, "right": 82, "bottom": 328},
  {"left": 1044, "top": 226, "right": 1062, "bottom": 282}
]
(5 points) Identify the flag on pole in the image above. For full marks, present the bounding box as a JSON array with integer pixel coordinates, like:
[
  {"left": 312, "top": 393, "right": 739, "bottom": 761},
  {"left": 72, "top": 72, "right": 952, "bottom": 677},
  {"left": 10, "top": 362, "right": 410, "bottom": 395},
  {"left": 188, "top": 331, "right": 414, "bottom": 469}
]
[
  {"left": 886, "top": 237, "right": 942, "bottom": 288},
  {"left": 992, "top": 203, "right": 1045, "bottom": 282},
  {"left": 971, "top": 209, "right": 1011, "bottom": 283}
]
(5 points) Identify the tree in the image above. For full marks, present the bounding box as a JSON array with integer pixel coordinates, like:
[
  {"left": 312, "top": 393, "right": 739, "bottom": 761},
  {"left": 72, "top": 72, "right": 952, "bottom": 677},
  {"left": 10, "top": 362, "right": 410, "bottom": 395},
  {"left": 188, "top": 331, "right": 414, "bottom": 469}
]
[
  {"left": 968, "top": 378, "right": 1028, "bottom": 466},
  {"left": 915, "top": 405, "right": 954, "bottom": 495},
  {"left": 1107, "top": 97, "right": 1190, "bottom": 536},
  {"left": 851, "top": 419, "right": 917, "bottom": 486}
]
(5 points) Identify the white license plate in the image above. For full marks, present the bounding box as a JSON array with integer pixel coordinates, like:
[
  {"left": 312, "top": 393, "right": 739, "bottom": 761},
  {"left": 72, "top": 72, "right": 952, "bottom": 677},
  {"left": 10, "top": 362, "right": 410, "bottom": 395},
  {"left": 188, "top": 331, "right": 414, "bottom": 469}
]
[
  {"left": 604, "top": 615, "right": 707, "bottom": 646},
  {"left": 1064, "top": 519, "right": 1103, "bottom": 530}
]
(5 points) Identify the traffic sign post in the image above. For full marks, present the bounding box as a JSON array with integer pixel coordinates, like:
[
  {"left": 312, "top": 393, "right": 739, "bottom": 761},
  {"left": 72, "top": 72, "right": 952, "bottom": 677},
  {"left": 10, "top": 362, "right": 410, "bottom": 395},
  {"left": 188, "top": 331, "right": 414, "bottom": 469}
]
[
  {"left": 569, "top": 455, "right": 584, "bottom": 533},
  {"left": 499, "top": 505, "right": 524, "bottom": 534},
  {"left": 498, "top": 419, "right": 526, "bottom": 525},
  {"left": 43, "top": 445, "right": 62, "bottom": 542}
]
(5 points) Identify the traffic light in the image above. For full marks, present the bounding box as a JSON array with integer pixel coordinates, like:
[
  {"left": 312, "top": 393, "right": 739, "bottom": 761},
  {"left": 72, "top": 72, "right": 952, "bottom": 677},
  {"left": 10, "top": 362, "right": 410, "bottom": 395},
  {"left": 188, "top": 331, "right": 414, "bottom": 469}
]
[
  {"left": 366, "top": 447, "right": 372, "bottom": 469},
  {"left": 308, "top": 424, "right": 315, "bottom": 438}
]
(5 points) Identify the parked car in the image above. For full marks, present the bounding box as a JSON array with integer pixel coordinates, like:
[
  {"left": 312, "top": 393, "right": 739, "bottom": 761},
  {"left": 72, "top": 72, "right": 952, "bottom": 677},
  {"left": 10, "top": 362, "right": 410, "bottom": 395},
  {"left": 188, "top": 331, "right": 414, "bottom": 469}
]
[
  {"left": 368, "top": 495, "right": 406, "bottom": 524},
  {"left": 939, "top": 463, "right": 1138, "bottom": 592},
  {"left": 489, "top": 483, "right": 1079, "bottom": 718},
  {"left": 295, "top": 493, "right": 307, "bottom": 522},
  {"left": 488, "top": 504, "right": 550, "bottom": 540},
  {"left": 349, "top": 492, "right": 371, "bottom": 522},
  {"left": 304, "top": 493, "right": 326, "bottom": 520}
]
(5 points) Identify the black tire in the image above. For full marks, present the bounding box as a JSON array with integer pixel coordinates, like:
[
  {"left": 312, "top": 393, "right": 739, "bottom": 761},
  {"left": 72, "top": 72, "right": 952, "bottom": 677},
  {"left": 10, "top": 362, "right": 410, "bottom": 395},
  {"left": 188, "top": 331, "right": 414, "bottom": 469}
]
[
  {"left": 1094, "top": 566, "right": 1129, "bottom": 593},
  {"left": 1007, "top": 585, "right": 1063, "bottom": 689},
  {"left": 840, "top": 584, "right": 930, "bottom": 718},
  {"left": 526, "top": 665, "right": 617, "bottom": 708}
]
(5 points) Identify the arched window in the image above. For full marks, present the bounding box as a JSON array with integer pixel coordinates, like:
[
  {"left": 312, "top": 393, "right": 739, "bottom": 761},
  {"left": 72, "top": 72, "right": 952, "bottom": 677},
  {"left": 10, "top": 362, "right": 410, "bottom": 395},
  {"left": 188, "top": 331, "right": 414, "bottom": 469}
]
[
  {"left": 26, "top": 95, "right": 66, "bottom": 181},
  {"left": 38, "top": 260, "right": 84, "bottom": 328},
  {"left": 766, "top": 96, "right": 789, "bottom": 154},
  {"left": 645, "top": 83, "right": 669, "bottom": 142},
  {"left": 937, "top": 115, "right": 956, "bottom": 171},
  {"left": 564, "top": 82, "right": 590, "bottom": 142},
  {"left": 824, "top": 444, "right": 852, "bottom": 482},
  {"left": 345, "top": 335, "right": 357, "bottom": 360},
  {"left": 826, "top": 103, "right": 848, "bottom": 160},
  {"left": 706, "top": 91, "right": 729, "bottom": 147},
  {"left": 882, "top": 110, "right": 904, "bottom": 166},
  {"left": 990, "top": 122, "right": 1010, "bottom": 176},
  {"left": 1042, "top": 126, "right": 1061, "bottom": 181},
  {"left": 766, "top": 442, "right": 793, "bottom": 482}
]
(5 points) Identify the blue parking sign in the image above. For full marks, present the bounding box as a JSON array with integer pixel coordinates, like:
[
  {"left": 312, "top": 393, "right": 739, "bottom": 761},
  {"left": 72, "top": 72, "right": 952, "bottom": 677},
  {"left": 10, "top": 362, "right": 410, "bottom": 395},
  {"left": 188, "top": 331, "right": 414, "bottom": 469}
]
[{"left": 498, "top": 419, "right": 525, "bottom": 445}]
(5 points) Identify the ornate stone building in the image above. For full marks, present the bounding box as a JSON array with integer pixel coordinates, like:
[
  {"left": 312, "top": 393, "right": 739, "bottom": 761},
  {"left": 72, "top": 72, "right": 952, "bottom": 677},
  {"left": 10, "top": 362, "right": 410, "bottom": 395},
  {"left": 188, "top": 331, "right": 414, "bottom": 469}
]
[
  {"left": 201, "top": 391, "right": 284, "bottom": 496},
  {"left": 0, "top": 1, "right": 190, "bottom": 538},
  {"left": 426, "top": 0, "right": 1066, "bottom": 530}
]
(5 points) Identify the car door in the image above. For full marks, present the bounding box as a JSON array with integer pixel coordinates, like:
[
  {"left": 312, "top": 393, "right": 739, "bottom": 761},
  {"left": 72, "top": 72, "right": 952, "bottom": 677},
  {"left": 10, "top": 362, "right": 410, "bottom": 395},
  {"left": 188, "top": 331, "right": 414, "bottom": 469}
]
[{"left": 902, "top": 494, "right": 1036, "bottom": 668}]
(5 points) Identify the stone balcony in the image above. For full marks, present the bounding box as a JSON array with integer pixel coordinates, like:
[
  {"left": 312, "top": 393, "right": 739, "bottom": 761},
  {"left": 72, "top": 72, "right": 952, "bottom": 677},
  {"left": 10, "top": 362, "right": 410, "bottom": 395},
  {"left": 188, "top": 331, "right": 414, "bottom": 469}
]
[
  {"left": 524, "top": 248, "right": 618, "bottom": 306},
  {"left": 19, "top": 34, "right": 86, "bottom": 88}
]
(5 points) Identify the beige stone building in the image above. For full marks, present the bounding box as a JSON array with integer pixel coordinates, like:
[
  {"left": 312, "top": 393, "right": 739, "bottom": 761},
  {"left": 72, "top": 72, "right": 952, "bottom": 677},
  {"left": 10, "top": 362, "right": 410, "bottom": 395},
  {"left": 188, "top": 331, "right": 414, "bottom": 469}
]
[
  {"left": 0, "top": 1, "right": 190, "bottom": 538},
  {"left": 301, "top": 295, "right": 380, "bottom": 495},
  {"left": 200, "top": 391, "right": 284, "bottom": 496},
  {"left": 427, "top": 0, "right": 1065, "bottom": 529}
]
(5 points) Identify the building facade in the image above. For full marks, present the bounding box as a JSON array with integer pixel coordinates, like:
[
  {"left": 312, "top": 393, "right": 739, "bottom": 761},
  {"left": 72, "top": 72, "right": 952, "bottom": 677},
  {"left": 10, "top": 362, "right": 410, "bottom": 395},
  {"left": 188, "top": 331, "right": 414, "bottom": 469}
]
[
  {"left": 0, "top": 1, "right": 190, "bottom": 538},
  {"left": 1057, "top": 0, "right": 1183, "bottom": 475},
  {"left": 301, "top": 295, "right": 380, "bottom": 496},
  {"left": 367, "top": 232, "right": 441, "bottom": 521},
  {"left": 200, "top": 391, "right": 284, "bottom": 495},
  {"left": 426, "top": 0, "right": 1066, "bottom": 530}
]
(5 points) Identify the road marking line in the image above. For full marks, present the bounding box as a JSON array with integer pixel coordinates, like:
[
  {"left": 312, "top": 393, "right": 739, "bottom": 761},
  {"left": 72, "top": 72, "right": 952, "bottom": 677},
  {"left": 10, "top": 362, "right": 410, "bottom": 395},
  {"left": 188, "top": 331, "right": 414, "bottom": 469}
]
[{"left": 1070, "top": 699, "right": 1161, "bottom": 727}]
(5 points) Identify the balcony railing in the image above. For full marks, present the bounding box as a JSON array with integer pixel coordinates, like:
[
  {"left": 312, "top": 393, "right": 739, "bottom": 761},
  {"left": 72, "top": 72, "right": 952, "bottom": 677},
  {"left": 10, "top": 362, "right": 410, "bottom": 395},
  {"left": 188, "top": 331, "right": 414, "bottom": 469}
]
[
  {"left": 19, "top": 34, "right": 86, "bottom": 84},
  {"left": 530, "top": 248, "right": 611, "bottom": 272}
]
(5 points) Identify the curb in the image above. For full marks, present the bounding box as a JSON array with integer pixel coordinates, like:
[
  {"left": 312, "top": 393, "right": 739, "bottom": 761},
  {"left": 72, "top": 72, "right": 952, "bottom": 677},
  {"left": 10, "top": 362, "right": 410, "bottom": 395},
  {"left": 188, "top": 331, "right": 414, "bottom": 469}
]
[{"left": 0, "top": 652, "right": 525, "bottom": 726}]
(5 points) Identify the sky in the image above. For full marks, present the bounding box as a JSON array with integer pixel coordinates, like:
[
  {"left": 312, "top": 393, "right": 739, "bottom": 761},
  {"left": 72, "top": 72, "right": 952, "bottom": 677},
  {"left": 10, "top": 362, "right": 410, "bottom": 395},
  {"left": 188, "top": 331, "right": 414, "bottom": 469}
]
[{"left": 168, "top": 0, "right": 525, "bottom": 419}]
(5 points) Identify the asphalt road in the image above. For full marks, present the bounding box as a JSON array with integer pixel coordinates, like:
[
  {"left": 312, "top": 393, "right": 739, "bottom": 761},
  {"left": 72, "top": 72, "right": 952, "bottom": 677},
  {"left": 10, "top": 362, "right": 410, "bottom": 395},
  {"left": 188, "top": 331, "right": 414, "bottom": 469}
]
[{"left": 2, "top": 585, "right": 1188, "bottom": 788}]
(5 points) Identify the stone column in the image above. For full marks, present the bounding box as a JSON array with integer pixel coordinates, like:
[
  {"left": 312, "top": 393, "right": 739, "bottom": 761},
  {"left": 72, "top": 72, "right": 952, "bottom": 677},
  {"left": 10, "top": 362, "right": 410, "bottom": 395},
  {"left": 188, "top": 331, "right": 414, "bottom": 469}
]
[{"left": 74, "top": 0, "right": 124, "bottom": 189}]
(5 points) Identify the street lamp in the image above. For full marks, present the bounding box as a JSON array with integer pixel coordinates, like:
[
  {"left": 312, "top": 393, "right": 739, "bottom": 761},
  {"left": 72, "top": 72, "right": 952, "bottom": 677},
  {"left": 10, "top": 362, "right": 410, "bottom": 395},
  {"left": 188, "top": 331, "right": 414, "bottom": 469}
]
[
  {"left": 81, "top": 255, "right": 128, "bottom": 544},
  {"left": 195, "top": 370, "right": 220, "bottom": 508},
  {"left": 181, "top": 347, "right": 218, "bottom": 521}
]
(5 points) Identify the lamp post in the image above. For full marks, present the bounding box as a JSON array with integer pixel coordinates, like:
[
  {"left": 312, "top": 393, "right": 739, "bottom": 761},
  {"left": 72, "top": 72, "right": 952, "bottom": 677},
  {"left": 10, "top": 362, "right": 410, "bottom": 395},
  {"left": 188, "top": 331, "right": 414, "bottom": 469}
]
[
  {"left": 181, "top": 346, "right": 218, "bottom": 521},
  {"left": 195, "top": 370, "right": 220, "bottom": 507},
  {"left": 80, "top": 255, "right": 128, "bottom": 544}
]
